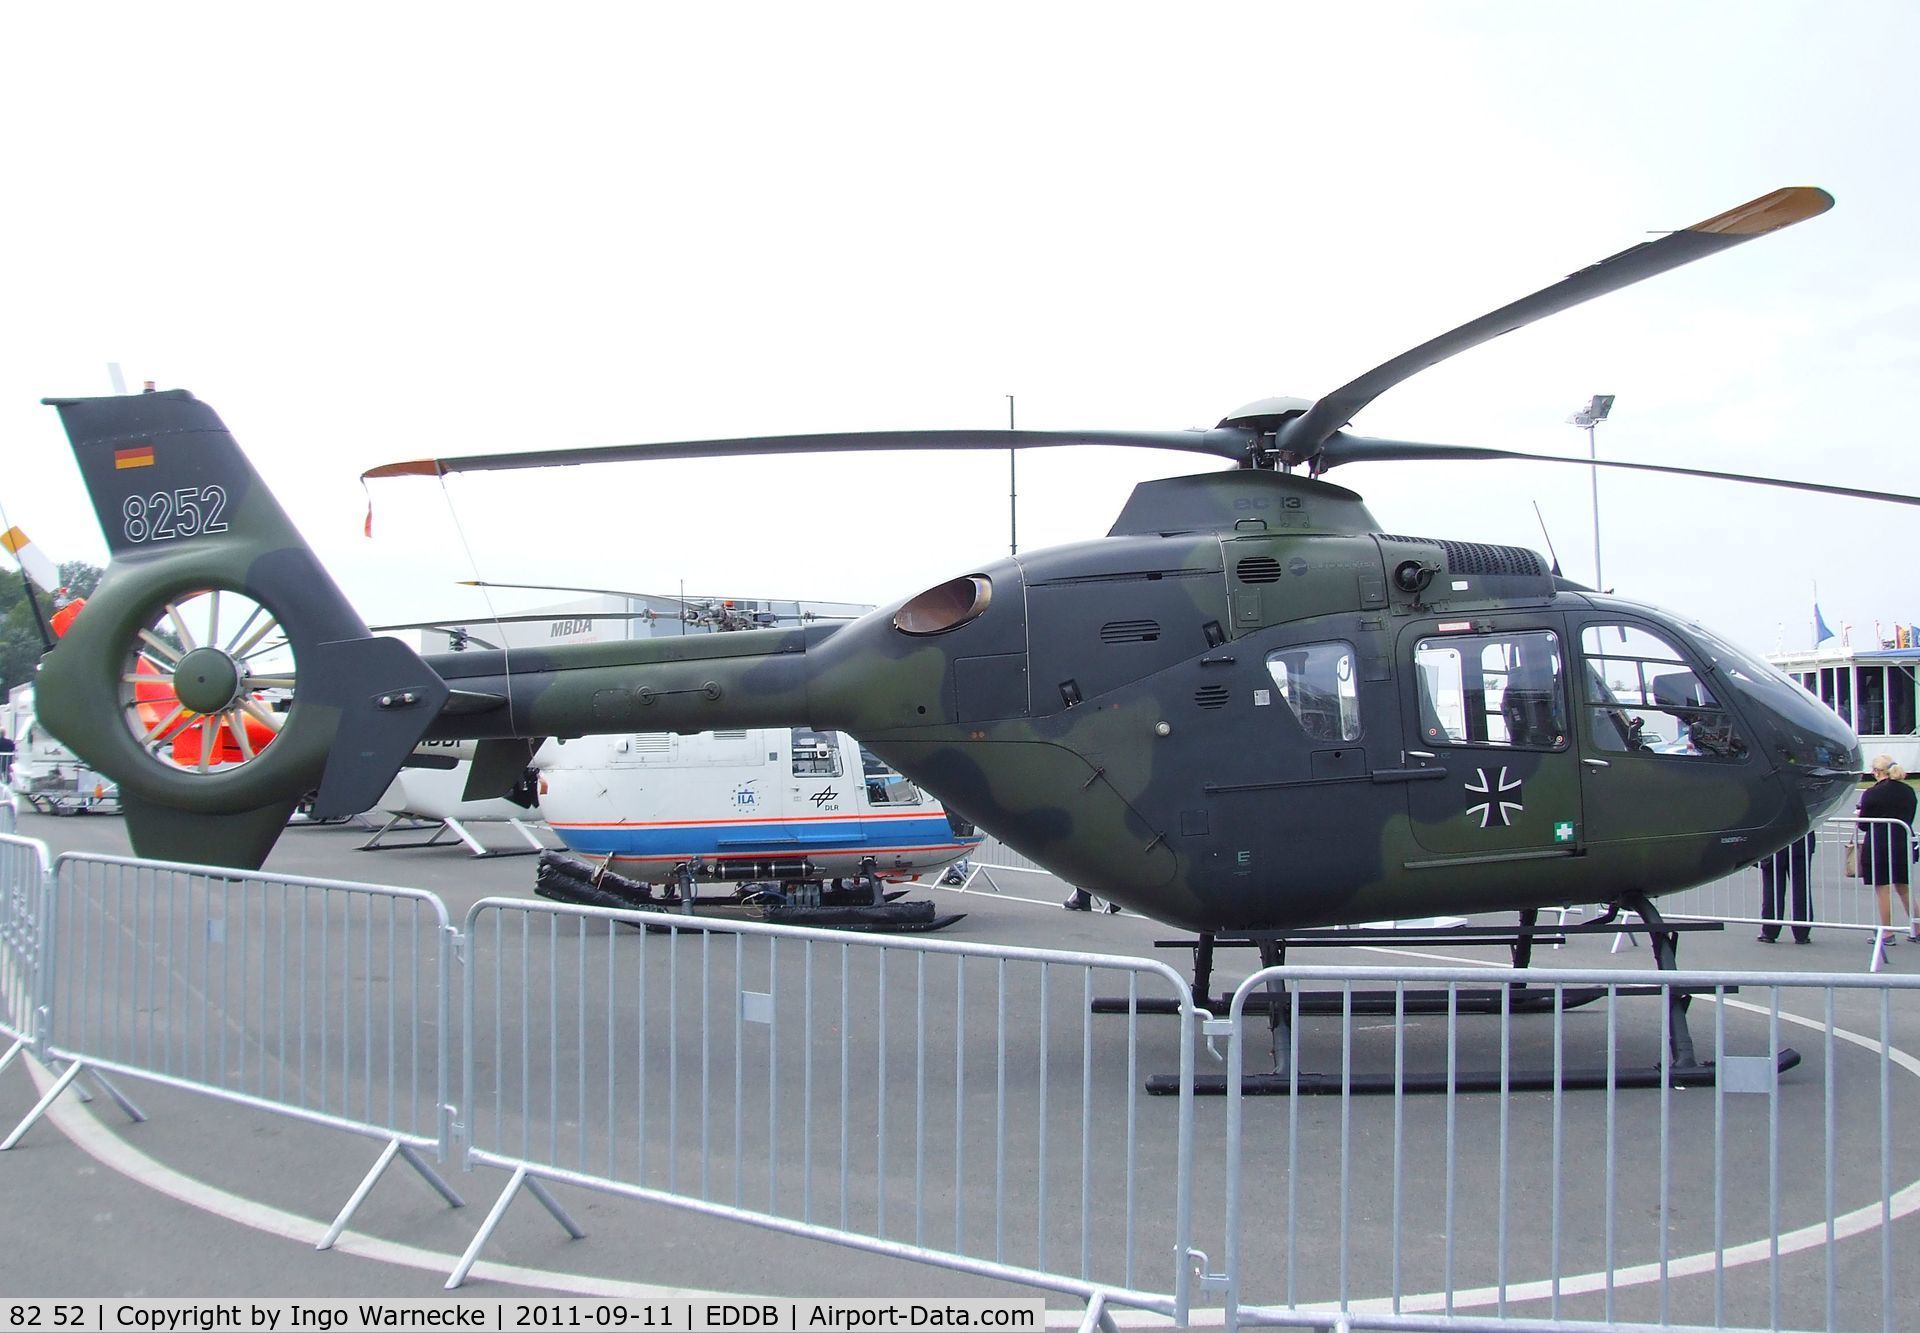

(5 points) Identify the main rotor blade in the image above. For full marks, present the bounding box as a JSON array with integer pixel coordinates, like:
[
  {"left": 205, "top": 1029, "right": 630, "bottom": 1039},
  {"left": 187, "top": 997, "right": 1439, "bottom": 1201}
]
[
  {"left": 458, "top": 579, "right": 664, "bottom": 600},
  {"left": 365, "top": 427, "right": 1256, "bottom": 481},
  {"left": 1272, "top": 187, "right": 1834, "bottom": 464},
  {"left": 1319, "top": 432, "right": 1920, "bottom": 507},
  {"left": 455, "top": 581, "right": 853, "bottom": 620},
  {"left": 369, "top": 611, "right": 661, "bottom": 632}
]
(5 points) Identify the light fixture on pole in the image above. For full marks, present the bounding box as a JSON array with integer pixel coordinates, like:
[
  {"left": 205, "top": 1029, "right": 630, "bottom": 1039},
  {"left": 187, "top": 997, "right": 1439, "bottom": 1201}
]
[{"left": 1567, "top": 394, "right": 1614, "bottom": 590}]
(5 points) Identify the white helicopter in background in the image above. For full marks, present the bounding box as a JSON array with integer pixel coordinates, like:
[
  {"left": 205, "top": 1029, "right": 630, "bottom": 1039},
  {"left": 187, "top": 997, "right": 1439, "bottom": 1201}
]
[
  {"left": 5, "top": 682, "right": 121, "bottom": 817},
  {"left": 2, "top": 528, "right": 119, "bottom": 815},
  {"left": 534, "top": 724, "right": 982, "bottom": 886},
  {"left": 355, "top": 737, "right": 552, "bottom": 855}
]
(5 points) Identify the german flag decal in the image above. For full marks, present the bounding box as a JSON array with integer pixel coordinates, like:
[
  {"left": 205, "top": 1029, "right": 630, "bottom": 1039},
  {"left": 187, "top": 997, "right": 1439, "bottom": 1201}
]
[{"left": 114, "top": 444, "right": 156, "bottom": 469}]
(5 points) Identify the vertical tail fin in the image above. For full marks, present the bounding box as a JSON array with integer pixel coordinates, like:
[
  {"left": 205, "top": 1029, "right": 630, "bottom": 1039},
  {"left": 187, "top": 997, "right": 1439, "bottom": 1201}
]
[{"left": 36, "top": 390, "right": 449, "bottom": 867}]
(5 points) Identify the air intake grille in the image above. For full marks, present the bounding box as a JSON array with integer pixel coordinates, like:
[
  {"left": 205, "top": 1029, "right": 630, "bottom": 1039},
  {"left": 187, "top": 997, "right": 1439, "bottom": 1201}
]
[
  {"left": 1236, "top": 556, "right": 1283, "bottom": 583},
  {"left": 1100, "top": 619, "right": 1162, "bottom": 643},
  {"left": 1194, "top": 685, "right": 1231, "bottom": 709},
  {"left": 1378, "top": 536, "right": 1546, "bottom": 578}
]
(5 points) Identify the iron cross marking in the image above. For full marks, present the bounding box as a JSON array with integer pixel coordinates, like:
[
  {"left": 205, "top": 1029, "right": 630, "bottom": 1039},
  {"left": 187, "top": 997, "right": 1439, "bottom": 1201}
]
[{"left": 1465, "top": 766, "right": 1523, "bottom": 828}]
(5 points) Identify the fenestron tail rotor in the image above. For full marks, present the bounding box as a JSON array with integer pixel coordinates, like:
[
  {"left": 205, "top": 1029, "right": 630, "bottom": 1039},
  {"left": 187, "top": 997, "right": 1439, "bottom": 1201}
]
[{"left": 120, "top": 588, "right": 293, "bottom": 776}]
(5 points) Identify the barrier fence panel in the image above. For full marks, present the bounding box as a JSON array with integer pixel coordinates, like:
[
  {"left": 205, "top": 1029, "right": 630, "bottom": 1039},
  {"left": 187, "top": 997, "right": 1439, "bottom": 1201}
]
[
  {"left": 457, "top": 896, "right": 1200, "bottom": 1313},
  {"left": 0, "top": 833, "right": 51, "bottom": 1074},
  {"left": 7, "top": 851, "right": 462, "bottom": 1232},
  {"left": 1659, "top": 816, "right": 1918, "bottom": 965},
  {"left": 954, "top": 837, "right": 1066, "bottom": 895},
  {"left": 954, "top": 837, "right": 1126, "bottom": 912},
  {"left": 1218, "top": 963, "right": 1920, "bottom": 1333}
]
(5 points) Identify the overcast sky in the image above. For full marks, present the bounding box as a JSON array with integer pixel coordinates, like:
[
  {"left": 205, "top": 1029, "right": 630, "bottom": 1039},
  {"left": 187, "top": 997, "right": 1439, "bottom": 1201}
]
[{"left": 3, "top": 3, "right": 1916, "bottom": 660}]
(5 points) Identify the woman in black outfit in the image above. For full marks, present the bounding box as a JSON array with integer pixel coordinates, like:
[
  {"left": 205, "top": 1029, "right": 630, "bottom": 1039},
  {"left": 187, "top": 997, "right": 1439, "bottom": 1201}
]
[{"left": 1857, "top": 754, "right": 1919, "bottom": 950}]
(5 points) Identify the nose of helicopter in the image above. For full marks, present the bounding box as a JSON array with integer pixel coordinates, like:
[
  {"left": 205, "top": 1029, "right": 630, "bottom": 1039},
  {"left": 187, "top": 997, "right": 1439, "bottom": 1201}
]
[
  {"left": 1783, "top": 697, "right": 1866, "bottom": 819},
  {"left": 1713, "top": 640, "right": 1862, "bottom": 820}
]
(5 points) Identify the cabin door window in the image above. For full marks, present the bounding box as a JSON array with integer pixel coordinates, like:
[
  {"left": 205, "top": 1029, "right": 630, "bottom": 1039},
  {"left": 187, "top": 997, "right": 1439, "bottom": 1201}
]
[
  {"left": 1398, "top": 620, "right": 1581, "bottom": 858},
  {"left": 1411, "top": 629, "right": 1568, "bottom": 751}
]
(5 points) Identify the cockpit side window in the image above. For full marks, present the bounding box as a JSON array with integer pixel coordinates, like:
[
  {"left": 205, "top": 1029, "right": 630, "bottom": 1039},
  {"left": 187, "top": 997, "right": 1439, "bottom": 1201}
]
[
  {"left": 861, "top": 747, "right": 924, "bottom": 805},
  {"left": 1412, "top": 629, "right": 1567, "bottom": 750},
  {"left": 1580, "top": 624, "right": 1747, "bottom": 759}
]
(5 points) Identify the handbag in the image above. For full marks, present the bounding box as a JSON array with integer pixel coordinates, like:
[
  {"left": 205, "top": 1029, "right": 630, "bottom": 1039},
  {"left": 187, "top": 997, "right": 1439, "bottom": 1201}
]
[{"left": 1844, "top": 841, "right": 1859, "bottom": 878}]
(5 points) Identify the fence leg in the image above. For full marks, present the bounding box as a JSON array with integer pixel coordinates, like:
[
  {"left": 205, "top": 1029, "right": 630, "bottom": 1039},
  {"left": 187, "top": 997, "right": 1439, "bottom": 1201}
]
[
  {"left": 446, "top": 1165, "right": 585, "bottom": 1290},
  {"left": 959, "top": 864, "right": 1004, "bottom": 895},
  {"left": 82, "top": 1070, "right": 147, "bottom": 1125},
  {"left": 0, "top": 1058, "right": 83, "bottom": 1150},
  {"left": 321, "top": 1138, "right": 465, "bottom": 1251},
  {"left": 0, "top": 1037, "right": 21, "bottom": 1079},
  {"left": 523, "top": 1174, "right": 586, "bottom": 1239},
  {"left": 398, "top": 1142, "right": 465, "bottom": 1208},
  {"left": 1075, "top": 1290, "right": 1121, "bottom": 1333}
]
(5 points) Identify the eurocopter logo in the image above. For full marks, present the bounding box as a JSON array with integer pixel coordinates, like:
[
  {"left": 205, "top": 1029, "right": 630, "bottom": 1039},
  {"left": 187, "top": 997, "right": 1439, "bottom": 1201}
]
[{"left": 1465, "top": 767, "right": 1523, "bottom": 828}]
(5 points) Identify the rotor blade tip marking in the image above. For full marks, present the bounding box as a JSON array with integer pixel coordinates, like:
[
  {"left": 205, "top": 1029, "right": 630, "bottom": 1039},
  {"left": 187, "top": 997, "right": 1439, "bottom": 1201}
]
[
  {"left": 361, "top": 460, "right": 445, "bottom": 480},
  {"left": 1692, "top": 186, "right": 1834, "bottom": 236}
]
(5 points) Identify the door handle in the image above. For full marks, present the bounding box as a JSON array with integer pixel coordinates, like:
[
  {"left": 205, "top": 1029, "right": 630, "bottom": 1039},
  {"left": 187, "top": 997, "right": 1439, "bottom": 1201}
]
[{"left": 1582, "top": 758, "right": 1611, "bottom": 769}]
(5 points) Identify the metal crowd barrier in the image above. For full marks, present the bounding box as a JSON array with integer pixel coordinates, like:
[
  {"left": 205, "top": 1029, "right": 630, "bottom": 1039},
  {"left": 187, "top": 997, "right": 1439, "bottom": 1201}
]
[
  {"left": 11, "top": 837, "right": 1920, "bottom": 1329},
  {"left": 1659, "top": 816, "right": 1919, "bottom": 970},
  {"left": 950, "top": 836, "right": 1131, "bottom": 912},
  {"left": 951, "top": 837, "right": 1064, "bottom": 895},
  {"left": 1218, "top": 963, "right": 1920, "bottom": 1333},
  {"left": 0, "top": 833, "right": 49, "bottom": 1079},
  {"left": 3, "top": 851, "right": 463, "bottom": 1240},
  {"left": 454, "top": 895, "right": 1201, "bottom": 1316}
]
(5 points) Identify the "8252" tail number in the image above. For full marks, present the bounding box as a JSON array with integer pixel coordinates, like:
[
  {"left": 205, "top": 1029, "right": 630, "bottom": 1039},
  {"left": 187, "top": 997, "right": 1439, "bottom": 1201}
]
[{"left": 122, "top": 486, "right": 229, "bottom": 544}]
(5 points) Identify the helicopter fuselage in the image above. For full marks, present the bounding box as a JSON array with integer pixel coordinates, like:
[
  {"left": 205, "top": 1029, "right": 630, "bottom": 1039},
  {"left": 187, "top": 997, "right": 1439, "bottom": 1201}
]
[{"left": 420, "top": 469, "right": 1861, "bottom": 932}]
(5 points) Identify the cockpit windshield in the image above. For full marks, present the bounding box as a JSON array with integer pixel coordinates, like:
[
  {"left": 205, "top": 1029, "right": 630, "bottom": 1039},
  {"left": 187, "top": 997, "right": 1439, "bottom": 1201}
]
[{"left": 1672, "top": 616, "right": 1860, "bottom": 771}]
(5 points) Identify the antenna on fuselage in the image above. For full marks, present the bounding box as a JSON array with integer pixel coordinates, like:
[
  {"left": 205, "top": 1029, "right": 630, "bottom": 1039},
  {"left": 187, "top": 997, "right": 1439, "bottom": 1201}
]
[{"left": 1532, "top": 501, "right": 1563, "bottom": 578}]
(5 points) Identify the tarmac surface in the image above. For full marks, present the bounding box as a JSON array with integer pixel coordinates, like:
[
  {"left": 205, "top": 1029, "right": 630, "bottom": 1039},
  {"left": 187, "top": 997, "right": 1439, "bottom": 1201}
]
[{"left": 4, "top": 808, "right": 1918, "bottom": 1328}]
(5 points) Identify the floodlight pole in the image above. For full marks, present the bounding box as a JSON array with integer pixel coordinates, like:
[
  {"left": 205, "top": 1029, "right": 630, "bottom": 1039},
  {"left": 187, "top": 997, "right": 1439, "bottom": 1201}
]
[
  {"left": 1007, "top": 394, "right": 1018, "bottom": 557},
  {"left": 1584, "top": 419, "right": 1602, "bottom": 591},
  {"left": 1567, "top": 394, "right": 1615, "bottom": 590}
]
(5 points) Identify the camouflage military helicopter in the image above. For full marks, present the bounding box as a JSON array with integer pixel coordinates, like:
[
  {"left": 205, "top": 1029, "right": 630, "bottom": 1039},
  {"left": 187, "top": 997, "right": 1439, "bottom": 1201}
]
[{"left": 32, "top": 187, "right": 1888, "bottom": 999}]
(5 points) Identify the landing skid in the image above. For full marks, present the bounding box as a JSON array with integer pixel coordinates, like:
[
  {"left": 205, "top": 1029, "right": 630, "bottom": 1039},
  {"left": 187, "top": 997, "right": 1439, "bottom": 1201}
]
[
  {"left": 1152, "top": 1048, "right": 1802, "bottom": 1097},
  {"left": 357, "top": 813, "right": 546, "bottom": 858},
  {"left": 1123, "top": 900, "right": 1754, "bottom": 1095},
  {"left": 531, "top": 852, "right": 968, "bottom": 934}
]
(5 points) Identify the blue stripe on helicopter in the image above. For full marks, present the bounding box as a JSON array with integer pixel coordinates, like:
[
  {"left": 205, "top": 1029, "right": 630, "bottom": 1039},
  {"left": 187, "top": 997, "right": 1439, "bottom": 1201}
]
[{"left": 549, "top": 814, "right": 973, "bottom": 859}]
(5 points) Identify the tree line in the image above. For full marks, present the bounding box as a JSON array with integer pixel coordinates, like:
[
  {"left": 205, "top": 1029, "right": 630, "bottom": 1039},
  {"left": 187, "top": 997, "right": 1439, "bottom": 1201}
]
[{"left": 1, "top": 562, "right": 102, "bottom": 698}]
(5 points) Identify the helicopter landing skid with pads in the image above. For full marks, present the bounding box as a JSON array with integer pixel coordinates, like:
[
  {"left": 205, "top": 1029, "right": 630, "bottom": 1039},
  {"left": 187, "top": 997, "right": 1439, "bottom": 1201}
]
[
  {"left": 530, "top": 851, "right": 968, "bottom": 933},
  {"left": 1121, "top": 902, "right": 1793, "bottom": 1095}
]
